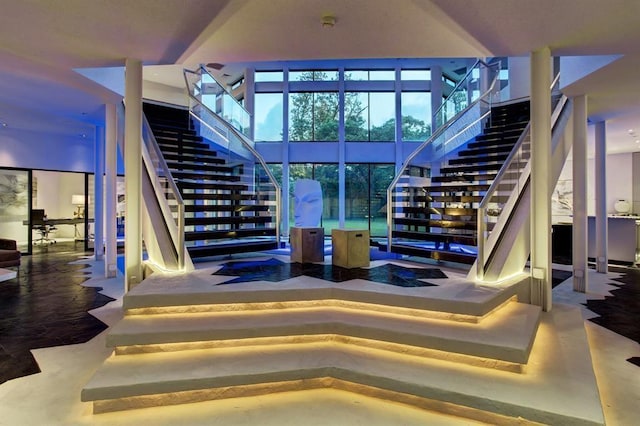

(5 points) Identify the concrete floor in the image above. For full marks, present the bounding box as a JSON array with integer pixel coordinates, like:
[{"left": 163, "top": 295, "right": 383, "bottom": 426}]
[{"left": 0, "top": 248, "right": 638, "bottom": 425}]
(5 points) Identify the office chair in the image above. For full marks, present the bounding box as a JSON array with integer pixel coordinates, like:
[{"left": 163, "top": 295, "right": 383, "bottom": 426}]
[{"left": 31, "top": 209, "right": 57, "bottom": 245}]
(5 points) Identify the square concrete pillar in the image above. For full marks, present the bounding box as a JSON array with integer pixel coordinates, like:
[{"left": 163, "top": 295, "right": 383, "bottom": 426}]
[
  {"left": 331, "top": 229, "right": 370, "bottom": 268},
  {"left": 290, "top": 227, "right": 324, "bottom": 263}
]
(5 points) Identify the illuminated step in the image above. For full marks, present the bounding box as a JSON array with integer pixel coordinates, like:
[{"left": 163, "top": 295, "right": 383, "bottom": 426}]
[
  {"left": 81, "top": 305, "right": 604, "bottom": 425},
  {"left": 122, "top": 268, "right": 530, "bottom": 319},
  {"left": 107, "top": 301, "right": 540, "bottom": 365}
]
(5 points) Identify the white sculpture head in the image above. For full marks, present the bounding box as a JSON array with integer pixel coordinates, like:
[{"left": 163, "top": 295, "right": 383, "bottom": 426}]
[{"left": 293, "top": 179, "right": 323, "bottom": 227}]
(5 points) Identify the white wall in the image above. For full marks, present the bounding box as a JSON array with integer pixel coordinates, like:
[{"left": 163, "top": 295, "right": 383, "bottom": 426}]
[
  {"left": 0, "top": 127, "right": 94, "bottom": 173},
  {"left": 555, "top": 151, "right": 634, "bottom": 223}
]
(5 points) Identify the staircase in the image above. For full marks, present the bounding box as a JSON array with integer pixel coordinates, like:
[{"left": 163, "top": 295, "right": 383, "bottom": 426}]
[
  {"left": 80, "top": 268, "right": 605, "bottom": 425},
  {"left": 388, "top": 100, "right": 530, "bottom": 264},
  {"left": 142, "top": 102, "right": 279, "bottom": 259}
]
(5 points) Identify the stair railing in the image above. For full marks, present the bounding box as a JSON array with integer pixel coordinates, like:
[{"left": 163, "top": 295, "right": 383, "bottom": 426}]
[
  {"left": 184, "top": 66, "right": 281, "bottom": 246},
  {"left": 386, "top": 60, "right": 502, "bottom": 251},
  {"left": 141, "top": 114, "right": 187, "bottom": 270},
  {"left": 116, "top": 102, "right": 189, "bottom": 271},
  {"left": 476, "top": 73, "right": 566, "bottom": 280}
]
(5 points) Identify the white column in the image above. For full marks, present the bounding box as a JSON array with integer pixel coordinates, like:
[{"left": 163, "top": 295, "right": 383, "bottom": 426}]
[
  {"left": 104, "top": 103, "right": 118, "bottom": 278},
  {"left": 338, "top": 67, "right": 346, "bottom": 228},
  {"left": 595, "top": 121, "right": 608, "bottom": 273},
  {"left": 572, "top": 95, "right": 588, "bottom": 292},
  {"left": 530, "top": 47, "right": 552, "bottom": 311},
  {"left": 124, "top": 58, "right": 143, "bottom": 290},
  {"left": 281, "top": 68, "right": 290, "bottom": 238},
  {"left": 394, "top": 66, "right": 403, "bottom": 173},
  {"left": 94, "top": 124, "right": 105, "bottom": 261}
]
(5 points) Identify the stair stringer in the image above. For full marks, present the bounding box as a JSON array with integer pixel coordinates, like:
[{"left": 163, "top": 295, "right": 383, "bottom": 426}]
[
  {"left": 116, "top": 102, "right": 194, "bottom": 275},
  {"left": 472, "top": 98, "right": 574, "bottom": 283}
]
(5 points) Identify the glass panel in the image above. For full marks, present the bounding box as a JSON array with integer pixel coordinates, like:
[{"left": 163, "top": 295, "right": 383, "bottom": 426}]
[
  {"left": 314, "top": 164, "right": 338, "bottom": 236},
  {"left": 0, "top": 168, "right": 30, "bottom": 252},
  {"left": 369, "top": 70, "right": 395, "bottom": 80},
  {"left": 289, "top": 93, "right": 313, "bottom": 141},
  {"left": 344, "top": 70, "right": 395, "bottom": 81},
  {"left": 290, "top": 70, "right": 339, "bottom": 81},
  {"left": 187, "top": 69, "right": 251, "bottom": 136},
  {"left": 345, "top": 92, "right": 368, "bottom": 141},
  {"left": 370, "top": 165, "right": 394, "bottom": 237},
  {"left": 401, "top": 69, "right": 431, "bottom": 80},
  {"left": 255, "top": 71, "right": 284, "bottom": 82},
  {"left": 401, "top": 92, "right": 432, "bottom": 141},
  {"left": 255, "top": 93, "right": 283, "bottom": 141},
  {"left": 289, "top": 164, "right": 313, "bottom": 229},
  {"left": 289, "top": 92, "right": 339, "bottom": 141},
  {"left": 86, "top": 173, "right": 95, "bottom": 250},
  {"left": 345, "top": 70, "right": 368, "bottom": 80},
  {"left": 345, "top": 92, "right": 395, "bottom": 142},
  {"left": 369, "top": 92, "right": 395, "bottom": 141},
  {"left": 345, "top": 164, "right": 369, "bottom": 230},
  {"left": 313, "top": 93, "right": 338, "bottom": 141}
]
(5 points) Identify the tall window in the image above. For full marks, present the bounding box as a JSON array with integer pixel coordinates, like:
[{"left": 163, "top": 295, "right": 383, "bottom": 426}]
[
  {"left": 254, "top": 93, "right": 283, "bottom": 141},
  {"left": 345, "top": 164, "right": 394, "bottom": 236},
  {"left": 401, "top": 92, "right": 432, "bottom": 141},
  {"left": 289, "top": 92, "right": 339, "bottom": 141},
  {"left": 345, "top": 92, "right": 395, "bottom": 142}
]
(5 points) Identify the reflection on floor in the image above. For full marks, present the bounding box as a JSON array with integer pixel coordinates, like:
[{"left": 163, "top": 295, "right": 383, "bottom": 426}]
[
  {"left": 0, "top": 242, "right": 114, "bottom": 384},
  {"left": 214, "top": 258, "right": 446, "bottom": 287}
]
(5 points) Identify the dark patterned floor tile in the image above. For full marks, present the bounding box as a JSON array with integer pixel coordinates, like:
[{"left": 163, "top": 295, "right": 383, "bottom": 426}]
[
  {"left": 584, "top": 266, "right": 640, "bottom": 367},
  {"left": 0, "top": 242, "right": 114, "bottom": 384},
  {"left": 213, "top": 258, "right": 445, "bottom": 288}
]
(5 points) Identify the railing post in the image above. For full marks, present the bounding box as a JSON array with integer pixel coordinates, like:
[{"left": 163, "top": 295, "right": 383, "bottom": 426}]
[{"left": 477, "top": 206, "right": 486, "bottom": 280}]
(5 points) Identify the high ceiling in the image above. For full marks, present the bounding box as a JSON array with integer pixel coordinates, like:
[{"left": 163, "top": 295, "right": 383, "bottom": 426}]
[{"left": 1, "top": 0, "right": 640, "bottom": 154}]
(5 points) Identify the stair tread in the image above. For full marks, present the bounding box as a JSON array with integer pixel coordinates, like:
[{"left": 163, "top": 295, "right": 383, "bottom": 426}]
[
  {"left": 82, "top": 305, "right": 603, "bottom": 426},
  {"left": 107, "top": 302, "right": 540, "bottom": 362}
]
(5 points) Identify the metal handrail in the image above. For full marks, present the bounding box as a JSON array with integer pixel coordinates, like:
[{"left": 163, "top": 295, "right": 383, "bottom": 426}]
[
  {"left": 141, "top": 114, "right": 186, "bottom": 270},
  {"left": 476, "top": 73, "right": 566, "bottom": 279},
  {"left": 434, "top": 59, "right": 488, "bottom": 126},
  {"left": 186, "top": 65, "right": 252, "bottom": 137},
  {"left": 386, "top": 60, "right": 501, "bottom": 249},
  {"left": 185, "top": 93, "right": 282, "bottom": 245}
]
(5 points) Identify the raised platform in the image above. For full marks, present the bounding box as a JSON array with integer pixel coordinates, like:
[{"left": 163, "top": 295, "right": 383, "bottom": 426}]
[{"left": 83, "top": 257, "right": 604, "bottom": 425}]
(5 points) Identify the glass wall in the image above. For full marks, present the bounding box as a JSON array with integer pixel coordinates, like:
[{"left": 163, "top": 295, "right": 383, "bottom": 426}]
[
  {"left": 401, "top": 92, "right": 432, "bottom": 141},
  {"left": 0, "top": 168, "right": 31, "bottom": 252},
  {"left": 288, "top": 163, "right": 338, "bottom": 236},
  {"left": 254, "top": 64, "right": 439, "bottom": 144},
  {"left": 345, "top": 164, "right": 394, "bottom": 237},
  {"left": 289, "top": 92, "right": 339, "bottom": 141},
  {"left": 345, "top": 92, "right": 395, "bottom": 142},
  {"left": 255, "top": 93, "right": 283, "bottom": 141}
]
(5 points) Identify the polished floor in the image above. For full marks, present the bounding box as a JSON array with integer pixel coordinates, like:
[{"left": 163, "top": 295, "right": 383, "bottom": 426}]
[
  {"left": 0, "top": 242, "right": 638, "bottom": 425},
  {"left": 0, "top": 242, "right": 114, "bottom": 384}
]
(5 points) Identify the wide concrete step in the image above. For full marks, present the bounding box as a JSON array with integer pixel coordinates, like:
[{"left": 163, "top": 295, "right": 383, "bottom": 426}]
[
  {"left": 81, "top": 305, "right": 604, "bottom": 425},
  {"left": 122, "top": 266, "right": 529, "bottom": 319},
  {"left": 106, "top": 301, "right": 541, "bottom": 365}
]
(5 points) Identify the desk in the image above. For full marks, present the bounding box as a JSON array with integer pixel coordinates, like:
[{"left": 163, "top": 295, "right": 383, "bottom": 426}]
[{"left": 24, "top": 218, "right": 94, "bottom": 239}]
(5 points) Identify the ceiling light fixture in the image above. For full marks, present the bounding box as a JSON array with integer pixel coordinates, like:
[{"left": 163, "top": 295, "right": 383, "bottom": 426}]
[{"left": 321, "top": 14, "right": 336, "bottom": 28}]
